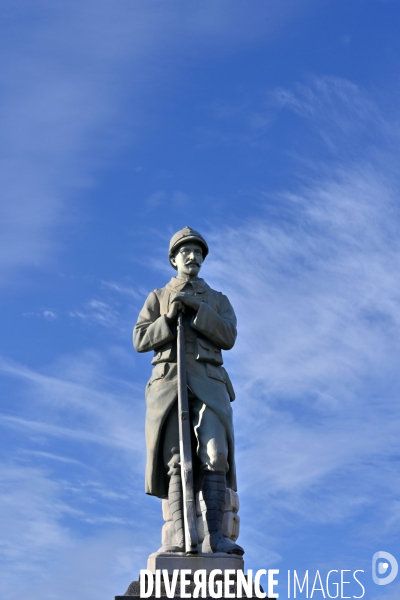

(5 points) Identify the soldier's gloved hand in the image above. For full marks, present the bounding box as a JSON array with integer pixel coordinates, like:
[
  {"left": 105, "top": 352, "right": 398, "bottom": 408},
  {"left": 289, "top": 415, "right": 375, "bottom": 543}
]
[
  {"left": 172, "top": 292, "right": 201, "bottom": 312},
  {"left": 166, "top": 299, "right": 184, "bottom": 321}
]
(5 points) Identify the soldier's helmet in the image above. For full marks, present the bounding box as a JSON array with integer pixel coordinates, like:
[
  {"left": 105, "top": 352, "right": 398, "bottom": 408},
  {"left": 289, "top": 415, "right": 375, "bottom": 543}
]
[{"left": 168, "top": 226, "right": 209, "bottom": 269}]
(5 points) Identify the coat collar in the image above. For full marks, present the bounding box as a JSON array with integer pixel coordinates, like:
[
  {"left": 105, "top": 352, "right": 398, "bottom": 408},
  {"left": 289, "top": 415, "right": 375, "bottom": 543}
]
[{"left": 166, "top": 276, "right": 210, "bottom": 293}]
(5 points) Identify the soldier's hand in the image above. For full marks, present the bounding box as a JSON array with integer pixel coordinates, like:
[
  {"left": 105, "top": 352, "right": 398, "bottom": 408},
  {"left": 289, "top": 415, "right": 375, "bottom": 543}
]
[
  {"left": 166, "top": 300, "right": 183, "bottom": 321},
  {"left": 172, "top": 292, "right": 201, "bottom": 312}
]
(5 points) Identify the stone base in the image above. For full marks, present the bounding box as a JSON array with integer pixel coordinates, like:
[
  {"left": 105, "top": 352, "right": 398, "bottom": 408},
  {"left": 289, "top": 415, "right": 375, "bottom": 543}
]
[
  {"left": 148, "top": 551, "right": 244, "bottom": 574},
  {"left": 115, "top": 553, "right": 268, "bottom": 599},
  {"left": 116, "top": 581, "right": 266, "bottom": 599}
]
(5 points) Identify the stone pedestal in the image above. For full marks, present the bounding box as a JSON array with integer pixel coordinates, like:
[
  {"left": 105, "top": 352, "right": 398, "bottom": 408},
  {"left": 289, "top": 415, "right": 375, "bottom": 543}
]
[
  {"left": 115, "top": 553, "right": 268, "bottom": 599},
  {"left": 147, "top": 551, "right": 244, "bottom": 574}
]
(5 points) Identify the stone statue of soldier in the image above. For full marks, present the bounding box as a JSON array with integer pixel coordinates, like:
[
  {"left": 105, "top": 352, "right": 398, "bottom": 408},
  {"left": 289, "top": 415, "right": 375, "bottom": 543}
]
[{"left": 134, "top": 226, "right": 244, "bottom": 556}]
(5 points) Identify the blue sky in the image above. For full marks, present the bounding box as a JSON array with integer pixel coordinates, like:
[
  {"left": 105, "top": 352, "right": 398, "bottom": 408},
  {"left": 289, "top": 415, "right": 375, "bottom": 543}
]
[{"left": 1, "top": 1, "right": 400, "bottom": 598}]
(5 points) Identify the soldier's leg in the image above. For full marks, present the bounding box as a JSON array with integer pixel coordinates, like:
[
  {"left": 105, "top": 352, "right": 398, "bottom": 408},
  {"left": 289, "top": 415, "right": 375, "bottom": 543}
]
[
  {"left": 163, "top": 402, "right": 180, "bottom": 477},
  {"left": 191, "top": 401, "right": 244, "bottom": 556},
  {"left": 159, "top": 403, "right": 184, "bottom": 553},
  {"left": 191, "top": 401, "right": 229, "bottom": 473}
]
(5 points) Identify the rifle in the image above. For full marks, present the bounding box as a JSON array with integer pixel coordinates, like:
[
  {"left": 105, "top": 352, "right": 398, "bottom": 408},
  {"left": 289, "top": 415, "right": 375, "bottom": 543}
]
[{"left": 177, "top": 311, "right": 199, "bottom": 555}]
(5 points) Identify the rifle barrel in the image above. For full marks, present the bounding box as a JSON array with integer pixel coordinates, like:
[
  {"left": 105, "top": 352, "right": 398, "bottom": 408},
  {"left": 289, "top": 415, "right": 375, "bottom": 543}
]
[{"left": 177, "top": 312, "right": 199, "bottom": 554}]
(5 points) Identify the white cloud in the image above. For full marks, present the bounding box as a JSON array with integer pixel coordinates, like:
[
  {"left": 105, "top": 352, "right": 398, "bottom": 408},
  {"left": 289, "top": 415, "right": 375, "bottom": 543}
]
[
  {"left": 0, "top": 462, "right": 153, "bottom": 600},
  {"left": 43, "top": 310, "right": 57, "bottom": 320},
  {"left": 101, "top": 280, "right": 141, "bottom": 299},
  {"left": 0, "top": 0, "right": 312, "bottom": 286},
  {"left": 202, "top": 79, "right": 400, "bottom": 546},
  {"left": 0, "top": 352, "right": 145, "bottom": 456},
  {"left": 20, "top": 450, "right": 84, "bottom": 465},
  {"left": 69, "top": 299, "right": 120, "bottom": 328},
  {"left": 269, "top": 76, "right": 393, "bottom": 157},
  {"left": 145, "top": 190, "right": 193, "bottom": 211},
  {"left": 22, "top": 309, "right": 58, "bottom": 320},
  {"left": 1, "top": 8, "right": 398, "bottom": 594},
  {"left": 0, "top": 347, "right": 160, "bottom": 599}
]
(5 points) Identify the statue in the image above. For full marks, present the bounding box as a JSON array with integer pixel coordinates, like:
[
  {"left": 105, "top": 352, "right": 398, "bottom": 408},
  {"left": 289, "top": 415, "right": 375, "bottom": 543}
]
[{"left": 134, "top": 226, "right": 244, "bottom": 557}]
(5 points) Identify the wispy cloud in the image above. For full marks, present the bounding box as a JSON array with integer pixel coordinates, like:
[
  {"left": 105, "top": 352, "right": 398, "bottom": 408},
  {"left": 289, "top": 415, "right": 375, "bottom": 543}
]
[
  {"left": 0, "top": 353, "right": 145, "bottom": 455},
  {"left": 204, "top": 78, "right": 400, "bottom": 550},
  {"left": 145, "top": 190, "right": 192, "bottom": 211},
  {"left": 68, "top": 282, "right": 145, "bottom": 335},
  {"left": 0, "top": 462, "right": 153, "bottom": 600},
  {"left": 0, "top": 414, "right": 138, "bottom": 450},
  {"left": 69, "top": 299, "right": 121, "bottom": 329},
  {"left": 0, "top": 0, "right": 310, "bottom": 287},
  {"left": 0, "top": 347, "right": 156, "bottom": 598},
  {"left": 2, "top": 4, "right": 398, "bottom": 596},
  {"left": 20, "top": 450, "right": 84, "bottom": 465},
  {"left": 101, "top": 280, "right": 141, "bottom": 299},
  {"left": 269, "top": 76, "right": 395, "bottom": 157},
  {"left": 23, "top": 309, "right": 58, "bottom": 320}
]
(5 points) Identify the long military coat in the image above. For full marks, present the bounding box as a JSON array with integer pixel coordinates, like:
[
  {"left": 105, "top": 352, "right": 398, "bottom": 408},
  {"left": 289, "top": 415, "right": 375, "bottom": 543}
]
[{"left": 134, "top": 276, "right": 237, "bottom": 498}]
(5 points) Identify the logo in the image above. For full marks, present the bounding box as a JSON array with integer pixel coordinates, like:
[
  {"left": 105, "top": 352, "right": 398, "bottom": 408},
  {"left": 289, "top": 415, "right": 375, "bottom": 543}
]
[{"left": 372, "top": 551, "right": 398, "bottom": 586}]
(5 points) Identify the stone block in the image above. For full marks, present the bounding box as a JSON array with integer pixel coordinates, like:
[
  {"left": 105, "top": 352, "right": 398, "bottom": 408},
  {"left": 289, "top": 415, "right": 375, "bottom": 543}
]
[
  {"left": 117, "top": 572, "right": 267, "bottom": 599},
  {"left": 147, "top": 551, "right": 244, "bottom": 574},
  {"left": 222, "top": 511, "right": 240, "bottom": 541}
]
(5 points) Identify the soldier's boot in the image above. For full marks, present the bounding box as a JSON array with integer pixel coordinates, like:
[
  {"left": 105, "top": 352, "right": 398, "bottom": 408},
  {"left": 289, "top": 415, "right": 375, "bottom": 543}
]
[
  {"left": 158, "top": 474, "right": 185, "bottom": 553},
  {"left": 201, "top": 471, "right": 244, "bottom": 556}
]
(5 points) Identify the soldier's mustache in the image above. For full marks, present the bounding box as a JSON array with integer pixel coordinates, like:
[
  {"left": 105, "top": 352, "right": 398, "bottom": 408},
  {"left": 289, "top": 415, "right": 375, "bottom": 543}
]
[{"left": 186, "top": 261, "right": 200, "bottom": 267}]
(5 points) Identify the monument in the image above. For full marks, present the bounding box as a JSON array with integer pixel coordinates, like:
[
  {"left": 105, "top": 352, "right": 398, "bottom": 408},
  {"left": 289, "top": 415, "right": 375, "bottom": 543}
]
[{"left": 116, "top": 227, "right": 267, "bottom": 599}]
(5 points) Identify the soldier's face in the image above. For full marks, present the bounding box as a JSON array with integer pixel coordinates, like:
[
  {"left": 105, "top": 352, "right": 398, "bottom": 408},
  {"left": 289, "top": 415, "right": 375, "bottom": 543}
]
[{"left": 171, "top": 242, "right": 203, "bottom": 277}]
